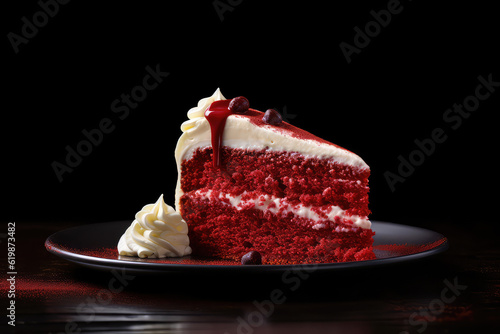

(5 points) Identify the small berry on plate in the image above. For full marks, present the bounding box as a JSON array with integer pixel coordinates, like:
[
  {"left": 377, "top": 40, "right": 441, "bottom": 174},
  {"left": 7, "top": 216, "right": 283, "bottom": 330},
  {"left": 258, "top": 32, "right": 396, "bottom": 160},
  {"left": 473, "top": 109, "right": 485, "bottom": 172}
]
[{"left": 241, "top": 251, "right": 262, "bottom": 265}]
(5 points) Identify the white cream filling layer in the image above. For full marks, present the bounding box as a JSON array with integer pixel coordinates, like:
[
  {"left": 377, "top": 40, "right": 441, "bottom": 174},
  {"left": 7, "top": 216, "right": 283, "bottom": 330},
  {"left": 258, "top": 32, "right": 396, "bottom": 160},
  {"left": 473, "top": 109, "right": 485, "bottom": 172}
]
[{"left": 192, "top": 189, "right": 371, "bottom": 230}]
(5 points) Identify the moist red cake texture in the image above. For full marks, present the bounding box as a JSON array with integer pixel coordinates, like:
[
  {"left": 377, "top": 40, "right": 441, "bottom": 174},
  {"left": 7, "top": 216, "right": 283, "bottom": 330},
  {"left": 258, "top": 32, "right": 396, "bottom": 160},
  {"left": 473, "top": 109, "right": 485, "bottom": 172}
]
[{"left": 178, "top": 96, "right": 375, "bottom": 264}]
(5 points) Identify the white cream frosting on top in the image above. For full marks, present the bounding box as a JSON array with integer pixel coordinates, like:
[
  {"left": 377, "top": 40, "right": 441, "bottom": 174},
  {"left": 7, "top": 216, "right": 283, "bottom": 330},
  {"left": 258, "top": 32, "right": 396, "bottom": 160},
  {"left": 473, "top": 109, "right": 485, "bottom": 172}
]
[
  {"left": 180, "top": 88, "right": 226, "bottom": 132},
  {"left": 118, "top": 194, "right": 192, "bottom": 258},
  {"left": 174, "top": 88, "right": 369, "bottom": 211}
]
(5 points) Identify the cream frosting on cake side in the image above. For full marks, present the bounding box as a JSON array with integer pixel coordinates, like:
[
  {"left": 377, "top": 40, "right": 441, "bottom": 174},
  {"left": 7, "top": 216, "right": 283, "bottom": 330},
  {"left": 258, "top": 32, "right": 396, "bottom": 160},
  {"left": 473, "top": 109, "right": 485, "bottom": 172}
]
[{"left": 174, "top": 89, "right": 369, "bottom": 211}]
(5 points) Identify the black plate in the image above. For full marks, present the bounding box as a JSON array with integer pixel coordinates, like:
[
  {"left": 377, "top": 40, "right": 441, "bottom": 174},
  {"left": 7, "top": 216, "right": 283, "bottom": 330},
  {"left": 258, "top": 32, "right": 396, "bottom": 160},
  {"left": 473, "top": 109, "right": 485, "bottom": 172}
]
[{"left": 45, "top": 221, "right": 448, "bottom": 274}]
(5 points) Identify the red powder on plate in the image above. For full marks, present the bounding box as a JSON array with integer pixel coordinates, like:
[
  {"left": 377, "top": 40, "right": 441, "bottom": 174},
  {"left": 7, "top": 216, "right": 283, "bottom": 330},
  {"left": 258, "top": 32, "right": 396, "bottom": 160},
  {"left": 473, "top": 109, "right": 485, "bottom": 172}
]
[
  {"left": 49, "top": 243, "right": 239, "bottom": 265},
  {"left": 95, "top": 247, "right": 238, "bottom": 265},
  {"left": 373, "top": 238, "right": 447, "bottom": 257}
]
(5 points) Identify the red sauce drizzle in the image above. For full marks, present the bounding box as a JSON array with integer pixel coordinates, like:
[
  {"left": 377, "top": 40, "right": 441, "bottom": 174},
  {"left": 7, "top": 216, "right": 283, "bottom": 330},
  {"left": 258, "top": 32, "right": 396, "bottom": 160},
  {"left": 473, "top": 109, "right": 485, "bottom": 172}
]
[{"left": 204, "top": 99, "right": 233, "bottom": 168}]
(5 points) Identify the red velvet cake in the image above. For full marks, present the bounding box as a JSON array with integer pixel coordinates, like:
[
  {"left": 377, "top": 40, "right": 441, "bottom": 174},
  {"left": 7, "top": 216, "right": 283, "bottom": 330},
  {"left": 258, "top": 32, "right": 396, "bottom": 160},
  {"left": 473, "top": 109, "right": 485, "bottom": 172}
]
[{"left": 175, "top": 89, "right": 374, "bottom": 264}]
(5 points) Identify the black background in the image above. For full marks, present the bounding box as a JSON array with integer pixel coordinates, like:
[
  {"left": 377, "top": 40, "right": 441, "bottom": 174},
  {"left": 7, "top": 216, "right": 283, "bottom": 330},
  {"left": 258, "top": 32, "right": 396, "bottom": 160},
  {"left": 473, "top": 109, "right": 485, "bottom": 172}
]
[{"left": 3, "top": 0, "right": 499, "bottom": 227}]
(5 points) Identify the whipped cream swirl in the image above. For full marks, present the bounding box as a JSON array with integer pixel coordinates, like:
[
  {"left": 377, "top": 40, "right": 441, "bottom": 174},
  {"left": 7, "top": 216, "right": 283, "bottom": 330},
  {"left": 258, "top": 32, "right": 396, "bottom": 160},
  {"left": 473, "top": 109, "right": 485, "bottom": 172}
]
[
  {"left": 118, "top": 194, "right": 192, "bottom": 258},
  {"left": 180, "top": 88, "right": 226, "bottom": 132}
]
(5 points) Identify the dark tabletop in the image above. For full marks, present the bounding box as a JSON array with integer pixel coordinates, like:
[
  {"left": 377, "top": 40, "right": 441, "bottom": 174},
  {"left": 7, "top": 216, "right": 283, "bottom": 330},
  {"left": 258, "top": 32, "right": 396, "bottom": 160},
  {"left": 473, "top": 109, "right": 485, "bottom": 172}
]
[{"left": 1, "top": 220, "right": 499, "bottom": 334}]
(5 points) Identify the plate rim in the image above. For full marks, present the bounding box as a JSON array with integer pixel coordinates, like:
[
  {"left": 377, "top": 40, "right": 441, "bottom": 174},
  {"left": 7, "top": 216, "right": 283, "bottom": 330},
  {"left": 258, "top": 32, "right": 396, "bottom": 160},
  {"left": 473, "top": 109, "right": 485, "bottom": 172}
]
[{"left": 45, "top": 220, "right": 449, "bottom": 273}]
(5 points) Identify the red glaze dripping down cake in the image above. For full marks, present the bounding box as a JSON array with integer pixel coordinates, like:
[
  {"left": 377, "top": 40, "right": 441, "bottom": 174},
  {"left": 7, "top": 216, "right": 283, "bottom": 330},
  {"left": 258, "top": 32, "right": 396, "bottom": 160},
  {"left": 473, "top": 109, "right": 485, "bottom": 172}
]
[{"left": 175, "top": 89, "right": 375, "bottom": 264}]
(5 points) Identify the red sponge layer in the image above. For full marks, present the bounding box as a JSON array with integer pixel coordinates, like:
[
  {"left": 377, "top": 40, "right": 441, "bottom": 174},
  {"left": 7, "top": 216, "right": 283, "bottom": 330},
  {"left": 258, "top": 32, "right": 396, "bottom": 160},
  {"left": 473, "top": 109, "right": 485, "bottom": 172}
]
[
  {"left": 179, "top": 147, "right": 373, "bottom": 264},
  {"left": 181, "top": 147, "right": 370, "bottom": 217},
  {"left": 181, "top": 196, "right": 375, "bottom": 264}
]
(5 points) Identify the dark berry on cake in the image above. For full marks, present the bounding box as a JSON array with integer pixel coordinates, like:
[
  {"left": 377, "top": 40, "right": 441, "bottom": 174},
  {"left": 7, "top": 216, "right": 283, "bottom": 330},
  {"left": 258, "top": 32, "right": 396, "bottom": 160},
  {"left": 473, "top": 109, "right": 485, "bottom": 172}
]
[
  {"left": 229, "top": 96, "right": 250, "bottom": 114},
  {"left": 263, "top": 109, "right": 283, "bottom": 125}
]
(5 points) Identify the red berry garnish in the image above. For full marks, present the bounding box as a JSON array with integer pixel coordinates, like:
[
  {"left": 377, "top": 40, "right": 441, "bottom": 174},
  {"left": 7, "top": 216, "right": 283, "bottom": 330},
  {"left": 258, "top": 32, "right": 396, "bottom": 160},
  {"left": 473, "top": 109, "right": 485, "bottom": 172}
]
[
  {"left": 229, "top": 96, "right": 249, "bottom": 114},
  {"left": 241, "top": 251, "right": 262, "bottom": 265},
  {"left": 262, "top": 109, "right": 283, "bottom": 125}
]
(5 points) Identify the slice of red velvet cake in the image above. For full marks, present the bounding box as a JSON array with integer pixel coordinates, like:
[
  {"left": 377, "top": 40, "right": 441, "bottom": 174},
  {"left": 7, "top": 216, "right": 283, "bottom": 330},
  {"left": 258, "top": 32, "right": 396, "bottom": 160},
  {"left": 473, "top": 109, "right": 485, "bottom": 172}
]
[{"left": 175, "top": 89, "right": 374, "bottom": 264}]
